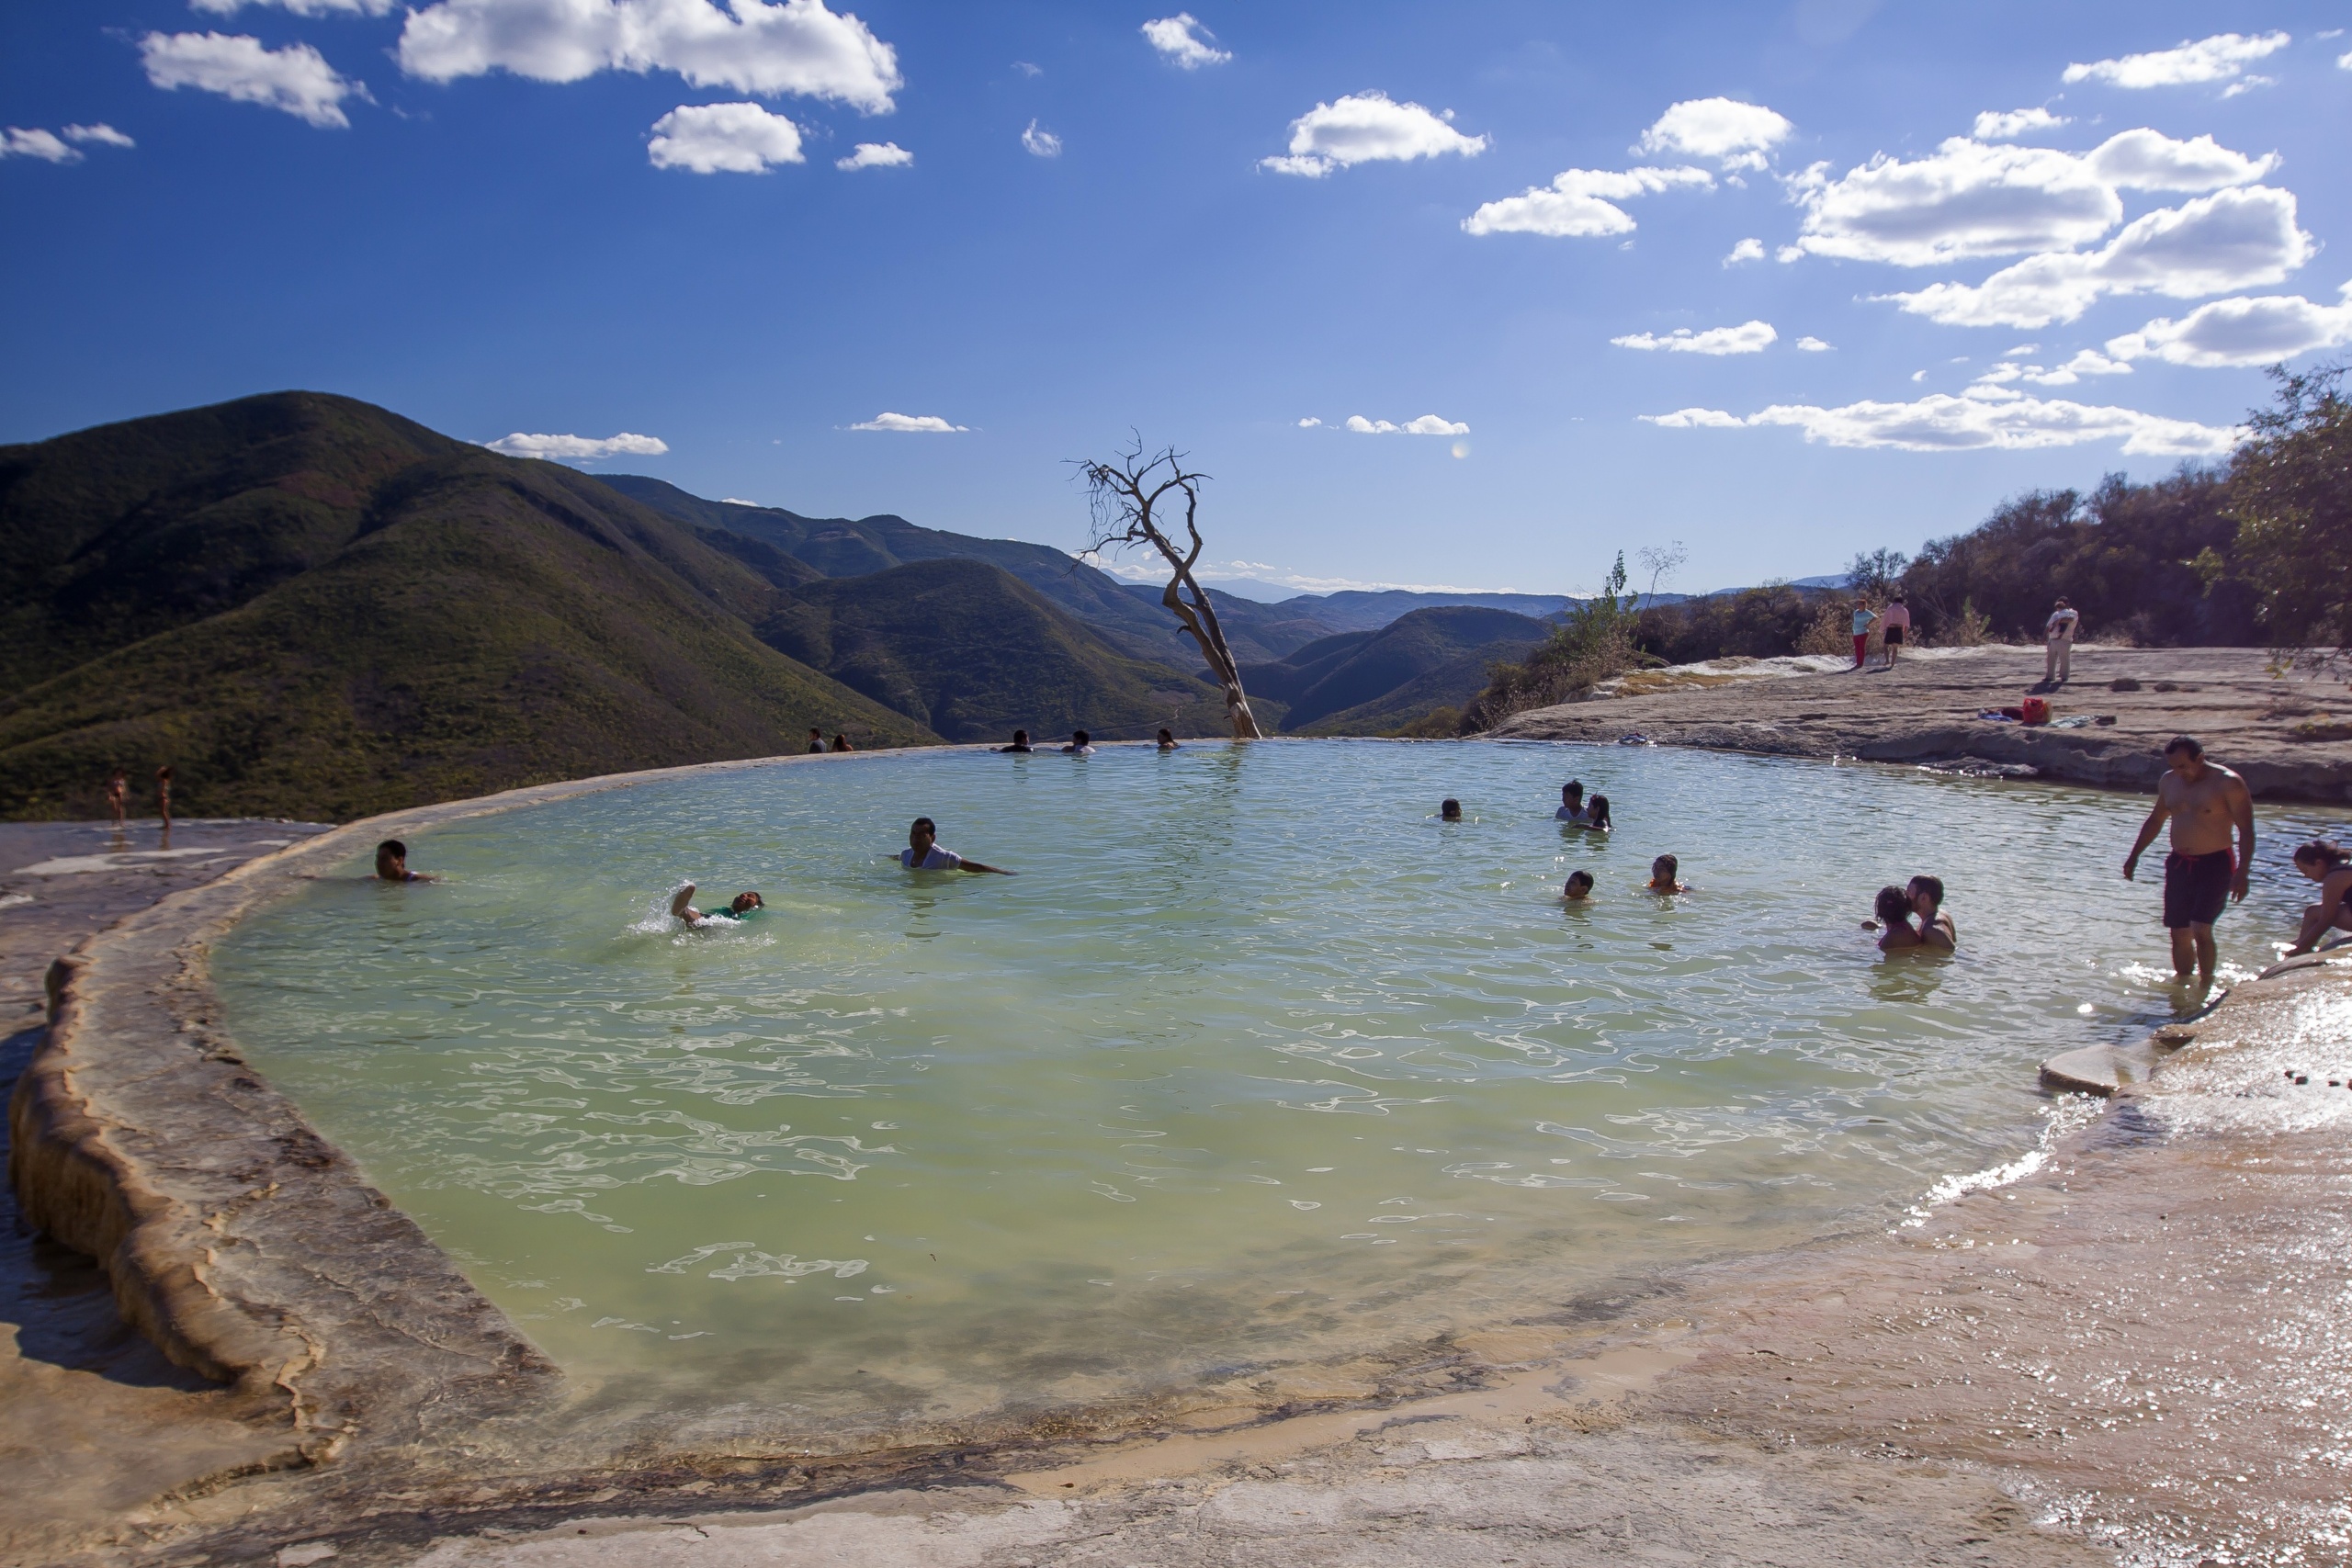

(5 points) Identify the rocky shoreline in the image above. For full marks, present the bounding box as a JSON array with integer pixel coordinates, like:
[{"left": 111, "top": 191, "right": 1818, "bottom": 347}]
[{"left": 1487, "top": 645, "right": 2352, "bottom": 804}]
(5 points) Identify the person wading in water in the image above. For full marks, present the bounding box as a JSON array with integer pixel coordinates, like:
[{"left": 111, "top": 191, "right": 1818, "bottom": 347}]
[{"left": 2122, "top": 735, "right": 2254, "bottom": 986}]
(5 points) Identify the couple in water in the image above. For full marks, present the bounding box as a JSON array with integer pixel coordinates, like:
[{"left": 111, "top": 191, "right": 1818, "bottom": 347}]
[
  {"left": 1561, "top": 854, "right": 1687, "bottom": 902},
  {"left": 1870, "top": 876, "right": 1955, "bottom": 953},
  {"left": 1556, "top": 780, "right": 1613, "bottom": 830}
]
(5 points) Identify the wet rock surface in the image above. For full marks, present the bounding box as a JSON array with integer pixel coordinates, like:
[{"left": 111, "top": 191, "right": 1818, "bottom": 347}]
[{"left": 1489, "top": 646, "right": 2352, "bottom": 803}]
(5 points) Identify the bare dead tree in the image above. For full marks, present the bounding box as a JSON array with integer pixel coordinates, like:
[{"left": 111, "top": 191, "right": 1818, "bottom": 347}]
[{"left": 1076, "top": 439, "right": 1263, "bottom": 739}]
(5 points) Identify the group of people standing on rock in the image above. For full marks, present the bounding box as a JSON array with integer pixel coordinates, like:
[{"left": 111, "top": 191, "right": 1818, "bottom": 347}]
[
  {"left": 100, "top": 764, "right": 175, "bottom": 833},
  {"left": 1839, "top": 594, "right": 2082, "bottom": 683}
]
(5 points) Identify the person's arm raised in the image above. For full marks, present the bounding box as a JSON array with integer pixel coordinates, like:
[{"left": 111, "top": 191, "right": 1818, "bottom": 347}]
[{"left": 2122, "top": 792, "right": 2171, "bottom": 881}]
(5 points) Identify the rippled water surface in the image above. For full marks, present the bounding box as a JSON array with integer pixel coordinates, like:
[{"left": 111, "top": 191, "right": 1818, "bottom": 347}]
[{"left": 210, "top": 742, "right": 2347, "bottom": 1431}]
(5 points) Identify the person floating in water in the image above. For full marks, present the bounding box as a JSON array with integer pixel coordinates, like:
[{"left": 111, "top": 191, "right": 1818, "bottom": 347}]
[
  {"left": 899, "top": 817, "right": 1012, "bottom": 874},
  {"left": 1563, "top": 869, "right": 1594, "bottom": 901},
  {"left": 1001, "top": 729, "right": 1035, "bottom": 753},
  {"left": 1556, "top": 781, "right": 1589, "bottom": 822},
  {"left": 2122, "top": 734, "right": 2253, "bottom": 985},
  {"left": 1647, "top": 854, "right": 1687, "bottom": 893},
  {"left": 1158, "top": 728, "right": 1180, "bottom": 750},
  {"left": 1440, "top": 798, "right": 1463, "bottom": 821},
  {"left": 375, "top": 840, "right": 435, "bottom": 883},
  {"left": 1062, "top": 730, "right": 1094, "bottom": 754},
  {"left": 670, "top": 884, "right": 763, "bottom": 925},
  {"left": 1907, "top": 874, "right": 1955, "bottom": 951},
  {"left": 2285, "top": 840, "right": 2352, "bottom": 955},
  {"left": 807, "top": 728, "right": 827, "bottom": 754},
  {"left": 831, "top": 733, "right": 856, "bottom": 752},
  {"left": 1871, "top": 886, "right": 1924, "bottom": 952}
]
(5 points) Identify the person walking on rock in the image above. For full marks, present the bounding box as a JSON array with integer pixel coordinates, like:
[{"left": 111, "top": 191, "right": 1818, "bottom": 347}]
[
  {"left": 1879, "top": 595, "right": 1910, "bottom": 669},
  {"left": 2044, "top": 598, "right": 2081, "bottom": 685},
  {"left": 2122, "top": 736, "right": 2253, "bottom": 986},
  {"left": 1849, "top": 600, "right": 1878, "bottom": 670}
]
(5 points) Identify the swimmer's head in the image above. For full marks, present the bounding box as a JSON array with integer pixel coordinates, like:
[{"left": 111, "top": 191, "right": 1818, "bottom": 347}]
[
  {"left": 1440, "top": 798, "right": 1463, "bottom": 820},
  {"left": 1650, "top": 853, "right": 1679, "bottom": 886},
  {"left": 1564, "top": 870, "right": 1594, "bottom": 900},
  {"left": 1158, "top": 728, "right": 1174, "bottom": 745},
  {"left": 1072, "top": 729, "right": 1091, "bottom": 746},
  {"left": 375, "top": 839, "right": 408, "bottom": 878},
  {"left": 1875, "top": 885, "right": 1914, "bottom": 928},
  {"left": 909, "top": 817, "right": 937, "bottom": 853},
  {"left": 1012, "top": 728, "right": 1029, "bottom": 744},
  {"left": 1906, "top": 874, "right": 1945, "bottom": 912},
  {"left": 730, "top": 892, "right": 763, "bottom": 914},
  {"left": 1562, "top": 780, "right": 1584, "bottom": 805},
  {"left": 1586, "top": 794, "right": 1611, "bottom": 829}
]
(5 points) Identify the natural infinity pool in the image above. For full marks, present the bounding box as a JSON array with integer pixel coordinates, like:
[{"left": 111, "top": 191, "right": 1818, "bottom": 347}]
[{"left": 211, "top": 742, "right": 2346, "bottom": 1440}]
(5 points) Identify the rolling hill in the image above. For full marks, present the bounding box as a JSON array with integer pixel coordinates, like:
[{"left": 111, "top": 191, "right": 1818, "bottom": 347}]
[
  {"left": 754, "top": 558, "right": 1248, "bottom": 742},
  {"left": 1239, "top": 606, "right": 1551, "bottom": 735},
  {"left": 0, "top": 393, "right": 933, "bottom": 820}
]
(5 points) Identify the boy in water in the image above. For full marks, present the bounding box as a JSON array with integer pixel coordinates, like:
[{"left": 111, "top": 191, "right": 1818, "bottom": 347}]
[
  {"left": 1062, "top": 730, "right": 1095, "bottom": 754},
  {"left": 1001, "top": 729, "right": 1035, "bottom": 753},
  {"left": 375, "top": 840, "right": 435, "bottom": 883},
  {"left": 2122, "top": 735, "right": 2254, "bottom": 984},
  {"left": 1647, "top": 854, "right": 1687, "bottom": 893},
  {"left": 1556, "top": 781, "right": 1589, "bottom": 822},
  {"left": 1440, "top": 798, "right": 1464, "bottom": 821},
  {"left": 670, "top": 884, "right": 763, "bottom": 925},
  {"left": 1907, "top": 874, "right": 1955, "bottom": 951},
  {"left": 899, "top": 817, "right": 1012, "bottom": 874},
  {"left": 1563, "top": 870, "right": 1594, "bottom": 901}
]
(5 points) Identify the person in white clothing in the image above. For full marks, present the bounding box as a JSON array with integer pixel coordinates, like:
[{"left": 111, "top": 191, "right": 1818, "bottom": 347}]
[
  {"left": 899, "top": 817, "right": 1012, "bottom": 874},
  {"left": 1879, "top": 594, "right": 1911, "bottom": 668},
  {"left": 2044, "top": 598, "right": 2081, "bottom": 684},
  {"left": 1555, "top": 781, "right": 1589, "bottom": 823}
]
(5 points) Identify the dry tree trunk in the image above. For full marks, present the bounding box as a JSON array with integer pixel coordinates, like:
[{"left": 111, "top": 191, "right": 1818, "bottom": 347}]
[{"left": 1077, "top": 441, "right": 1263, "bottom": 739}]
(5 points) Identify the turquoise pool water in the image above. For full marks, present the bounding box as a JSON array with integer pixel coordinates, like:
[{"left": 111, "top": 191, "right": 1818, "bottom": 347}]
[{"left": 209, "top": 741, "right": 2346, "bottom": 1436}]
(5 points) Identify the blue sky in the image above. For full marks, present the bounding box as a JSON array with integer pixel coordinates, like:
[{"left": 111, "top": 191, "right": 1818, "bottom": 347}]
[{"left": 5, "top": 2, "right": 2349, "bottom": 597}]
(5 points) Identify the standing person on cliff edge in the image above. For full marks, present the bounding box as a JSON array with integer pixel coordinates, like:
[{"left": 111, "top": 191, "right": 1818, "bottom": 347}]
[
  {"left": 2044, "top": 598, "right": 2082, "bottom": 686},
  {"left": 1848, "top": 599, "right": 1878, "bottom": 671},
  {"left": 1879, "top": 594, "right": 1910, "bottom": 669},
  {"left": 2122, "top": 736, "right": 2254, "bottom": 986}
]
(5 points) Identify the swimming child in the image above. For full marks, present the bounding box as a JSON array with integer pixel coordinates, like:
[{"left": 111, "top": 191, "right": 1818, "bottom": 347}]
[
  {"left": 1563, "top": 869, "right": 1594, "bottom": 901},
  {"left": 899, "top": 817, "right": 1013, "bottom": 874},
  {"left": 1647, "top": 854, "right": 1686, "bottom": 893},
  {"left": 1580, "top": 793, "right": 1612, "bottom": 831},
  {"left": 375, "top": 840, "right": 435, "bottom": 883},
  {"left": 670, "top": 884, "right": 763, "bottom": 925},
  {"left": 2287, "top": 840, "right": 2352, "bottom": 955},
  {"left": 1440, "top": 798, "right": 1464, "bottom": 821},
  {"left": 1555, "top": 781, "right": 1588, "bottom": 822},
  {"left": 1872, "top": 885, "right": 1924, "bottom": 952}
]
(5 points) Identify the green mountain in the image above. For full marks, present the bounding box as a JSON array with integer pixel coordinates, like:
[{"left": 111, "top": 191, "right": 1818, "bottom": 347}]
[
  {"left": 605, "top": 474, "right": 1339, "bottom": 664},
  {"left": 0, "top": 393, "right": 933, "bottom": 821},
  {"left": 754, "top": 557, "right": 1250, "bottom": 742},
  {"left": 1240, "top": 606, "right": 1550, "bottom": 734}
]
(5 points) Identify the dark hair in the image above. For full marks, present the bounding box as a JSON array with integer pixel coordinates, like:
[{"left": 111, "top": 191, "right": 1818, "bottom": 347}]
[
  {"left": 910, "top": 817, "right": 936, "bottom": 834},
  {"left": 1441, "top": 797, "right": 1462, "bottom": 817},
  {"left": 1907, "top": 874, "right": 1944, "bottom": 908},
  {"left": 1159, "top": 728, "right": 1173, "bottom": 740},
  {"left": 1073, "top": 730, "right": 1091, "bottom": 744},
  {"left": 1563, "top": 779, "right": 1585, "bottom": 799},
  {"left": 2164, "top": 734, "right": 2204, "bottom": 758},
  {"left": 1565, "top": 870, "right": 1594, "bottom": 893},
  {"left": 734, "top": 891, "right": 764, "bottom": 909},
  {"left": 157, "top": 764, "right": 173, "bottom": 779},
  {"left": 1586, "top": 794, "right": 1611, "bottom": 829},
  {"left": 377, "top": 839, "right": 406, "bottom": 859},
  {"left": 2295, "top": 839, "right": 2350, "bottom": 870},
  {"left": 1012, "top": 729, "right": 1028, "bottom": 740},
  {"left": 1652, "top": 853, "right": 1678, "bottom": 880},
  {"left": 1875, "top": 886, "right": 1915, "bottom": 927}
]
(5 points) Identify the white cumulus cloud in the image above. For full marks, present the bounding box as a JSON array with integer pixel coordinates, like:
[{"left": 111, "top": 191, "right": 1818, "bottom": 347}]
[
  {"left": 141, "top": 32, "right": 362, "bottom": 128},
  {"left": 850, "top": 412, "right": 966, "bottom": 432},
  {"left": 485, "top": 431, "right": 669, "bottom": 460},
  {"left": 1973, "top": 107, "right": 2070, "bottom": 140},
  {"left": 1791, "top": 128, "right": 2279, "bottom": 267},
  {"left": 1969, "top": 351, "right": 2132, "bottom": 388},
  {"left": 835, "top": 140, "right": 910, "bottom": 169},
  {"left": 1724, "top": 236, "right": 1765, "bottom": 265},
  {"left": 1611, "top": 320, "right": 1777, "bottom": 355},
  {"left": 397, "top": 0, "right": 900, "bottom": 112},
  {"left": 65, "top": 123, "right": 135, "bottom": 148},
  {"left": 1462, "top": 164, "right": 1711, "bottom": 238},
  {"left": 1345, "top": 414, "right": 1468, "bottom": 434},
  {"left": 1021, "top": 118, "right": 1061, "bottom": 157},
  {"left": 1796, "top": 335, "right": 1832, "bottom": 351},
  {"left": 2064, "top": 31, "right": 2290, "bottom": 89},
  {"left": 1261, "top": 90, "right": 1486, "bottom": 177},
  {"left": 1, "top": 128, "right": 78, "bottom": 162},
  {"left": 1645, "top": 390, "right": 2235, "bottom": 455},
  {"left": 1141, "top": 14, "right": 1228, "bottom": 69},
  {"left": 648, "top": 102, "right": 803, "bottom": 171},
  {"left": 1884, "top": 184, "right": 2313, "bottom": 329},
  {"left": 191, "top": 0, "right": 397, "bottom": 13},
  {"left": 2105, "top": 284, "right": 2352, "bottom": 367},
  {"left": 1295, "top": 417, "right": 1322, "bottom": 427},
  {"left": 1635, "top": 96, "right": 1792, "bottom": 170}
]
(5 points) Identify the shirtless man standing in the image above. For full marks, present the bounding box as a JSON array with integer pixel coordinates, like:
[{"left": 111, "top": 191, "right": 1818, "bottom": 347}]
[{"left": 2122, "top": 735, "right": 2254, "bottom": 984}]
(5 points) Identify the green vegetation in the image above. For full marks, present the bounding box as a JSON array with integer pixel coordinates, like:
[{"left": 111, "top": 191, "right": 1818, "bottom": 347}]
[
  {"left": 0, "top": 394, "right": 932, "bottom": 820},
  {"left": 756, "top": 557, "right": 1238, "bottom": 742},
  {"left": 1242, "top": 607, "right": 1548, "bottom": 734},
  {"left": 2230, "top": 365, "right": 2352, "bottom": 655},
  {"left": 1462, "top": 554, "right": 1643, "bottom": 730}
]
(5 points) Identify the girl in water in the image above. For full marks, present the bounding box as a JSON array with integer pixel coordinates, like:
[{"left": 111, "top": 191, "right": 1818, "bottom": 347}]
[
  {"left": 1563, "top": 869, "right": 1595, "bottom": 901},
  {"left": 1583, "top": 794, "right": 1612, "bottom": 831},
  {"left": 2286, "top": 840, "right": 2352, "bottom": 955},
  {"left": 1871, "top": 885, "right": 1924, "bottom": 952}
]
